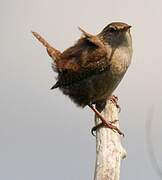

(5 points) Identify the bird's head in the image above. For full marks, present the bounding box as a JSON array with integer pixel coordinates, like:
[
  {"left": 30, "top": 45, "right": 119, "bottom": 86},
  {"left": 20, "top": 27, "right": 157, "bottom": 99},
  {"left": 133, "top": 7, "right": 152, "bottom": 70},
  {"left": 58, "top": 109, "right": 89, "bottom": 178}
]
[{"left": 99, "top": 22, "right": 132, "bottom": 47}]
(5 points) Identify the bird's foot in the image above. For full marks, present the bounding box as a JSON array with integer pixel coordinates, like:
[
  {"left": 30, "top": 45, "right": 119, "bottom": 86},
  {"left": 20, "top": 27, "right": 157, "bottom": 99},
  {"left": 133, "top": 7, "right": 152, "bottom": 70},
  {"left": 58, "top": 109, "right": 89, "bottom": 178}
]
[
  {"left": 91, "top": 120, "right": 119, "bottom": 136},
  {"left": 109, "top": 95, "right": 121, "bottom": 113},
  {"left": 88, "top": 104, "right": 124, "bottom": 136},
  {"left": 91, "top": 123, "right": 104, "bottom": 136}
]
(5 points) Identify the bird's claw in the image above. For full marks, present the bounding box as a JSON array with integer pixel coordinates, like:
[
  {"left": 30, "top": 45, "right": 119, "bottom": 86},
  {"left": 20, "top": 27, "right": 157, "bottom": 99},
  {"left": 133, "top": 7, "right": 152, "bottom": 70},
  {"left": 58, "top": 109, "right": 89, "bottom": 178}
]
[
  {"left": 109, "top": 95, "right": 121, "bottom": 113},
  {"left": 91, "top": 120, "right": 124, "bottom": 137},
  {"left": 89, "top": 104, "right": 124, "bottom": 137},
  {"left": 91, "top": 123, "right": 105, "bottom": 136}
]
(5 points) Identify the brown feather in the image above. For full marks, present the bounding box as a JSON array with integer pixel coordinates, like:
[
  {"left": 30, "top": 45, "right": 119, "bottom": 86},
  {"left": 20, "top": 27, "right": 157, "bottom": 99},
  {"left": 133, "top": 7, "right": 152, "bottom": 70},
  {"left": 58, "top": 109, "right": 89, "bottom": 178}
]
[
  {"left": 31, "top": 31, "right": 61, "bottom": 61},
  {"left": 56, "top": 36, "right": 107, "bottom": 72}
]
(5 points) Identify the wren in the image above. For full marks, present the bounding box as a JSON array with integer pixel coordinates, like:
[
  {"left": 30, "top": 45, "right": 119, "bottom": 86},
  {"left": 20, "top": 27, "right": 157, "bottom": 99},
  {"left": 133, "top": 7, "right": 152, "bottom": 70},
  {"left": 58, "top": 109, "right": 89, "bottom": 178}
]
[{"left": 32, "top": 22, "right": 133, "bottom": 136}]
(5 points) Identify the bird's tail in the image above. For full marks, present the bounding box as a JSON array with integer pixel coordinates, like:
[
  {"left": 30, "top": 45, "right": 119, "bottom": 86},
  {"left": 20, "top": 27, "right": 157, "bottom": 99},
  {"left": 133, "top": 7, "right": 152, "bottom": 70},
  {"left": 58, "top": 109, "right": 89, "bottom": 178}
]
[{"left": 31, "top": 31, "right": 61, "bottom": 61}]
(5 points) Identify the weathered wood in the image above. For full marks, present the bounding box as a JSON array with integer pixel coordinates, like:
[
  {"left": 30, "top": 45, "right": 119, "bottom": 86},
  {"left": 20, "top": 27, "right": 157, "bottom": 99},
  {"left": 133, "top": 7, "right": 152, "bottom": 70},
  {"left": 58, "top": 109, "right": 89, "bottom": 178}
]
[{"left": 94, "top": 99, "right": 126, "bottom": 180}]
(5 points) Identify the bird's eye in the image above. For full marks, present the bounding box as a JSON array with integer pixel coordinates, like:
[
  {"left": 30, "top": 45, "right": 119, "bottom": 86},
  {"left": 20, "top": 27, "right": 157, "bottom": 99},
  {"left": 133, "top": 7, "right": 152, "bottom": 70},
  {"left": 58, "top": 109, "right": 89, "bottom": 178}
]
[{"left": 109, "top": 27, "right": 116, "bottom": 33}]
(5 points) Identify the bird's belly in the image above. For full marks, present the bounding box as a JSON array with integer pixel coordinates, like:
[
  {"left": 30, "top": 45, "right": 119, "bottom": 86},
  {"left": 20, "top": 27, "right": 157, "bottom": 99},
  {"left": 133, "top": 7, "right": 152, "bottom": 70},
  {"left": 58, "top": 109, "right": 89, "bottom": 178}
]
[
  {"left": 60, "top": 69, "right": 125, "bottom": 107},
  {"left": 90, "top": 70, "right": 125, "bottom": 101}
]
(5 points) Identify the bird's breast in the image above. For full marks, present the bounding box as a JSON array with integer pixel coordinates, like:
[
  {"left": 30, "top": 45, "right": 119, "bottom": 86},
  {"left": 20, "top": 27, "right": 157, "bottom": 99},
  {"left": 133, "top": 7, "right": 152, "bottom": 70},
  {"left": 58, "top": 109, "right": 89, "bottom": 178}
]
[{"left": 109, "top": 47, "right": 132, "bottom": 77}]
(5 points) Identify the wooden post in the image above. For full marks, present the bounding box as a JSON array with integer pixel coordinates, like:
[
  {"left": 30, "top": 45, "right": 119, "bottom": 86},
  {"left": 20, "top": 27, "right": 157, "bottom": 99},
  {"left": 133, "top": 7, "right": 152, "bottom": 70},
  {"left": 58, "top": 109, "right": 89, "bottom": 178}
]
[{"left": 94, "top": 99, "right": 126, "bottom": 180}]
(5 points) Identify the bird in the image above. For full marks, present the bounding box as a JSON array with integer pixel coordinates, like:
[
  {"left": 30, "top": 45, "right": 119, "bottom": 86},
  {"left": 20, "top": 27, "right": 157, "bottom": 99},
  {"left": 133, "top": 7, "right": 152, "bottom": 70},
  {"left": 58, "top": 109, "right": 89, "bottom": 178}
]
[{"left": 32, "top": 22, "right": 133, "bottom": 136}]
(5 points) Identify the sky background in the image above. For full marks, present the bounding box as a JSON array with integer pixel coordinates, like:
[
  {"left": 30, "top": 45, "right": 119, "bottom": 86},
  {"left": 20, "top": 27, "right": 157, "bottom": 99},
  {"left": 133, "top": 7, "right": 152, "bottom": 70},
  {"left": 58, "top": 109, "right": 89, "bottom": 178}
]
[{"left": 1, "top": 0, "right": 162, "bottom": 179}]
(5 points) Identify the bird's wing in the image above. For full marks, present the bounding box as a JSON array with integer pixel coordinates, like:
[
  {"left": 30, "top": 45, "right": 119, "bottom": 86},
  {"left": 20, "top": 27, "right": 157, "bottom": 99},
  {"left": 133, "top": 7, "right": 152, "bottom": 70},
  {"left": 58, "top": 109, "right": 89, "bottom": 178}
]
[
  {"left": 51, "top": 33, "right": 112, "bottom": 89},
  {"left": 55, "top": 29, "right": 109, "bottom": 72},
  {"left": 32, "top": 30, "right": 109, "bottom": 73}
]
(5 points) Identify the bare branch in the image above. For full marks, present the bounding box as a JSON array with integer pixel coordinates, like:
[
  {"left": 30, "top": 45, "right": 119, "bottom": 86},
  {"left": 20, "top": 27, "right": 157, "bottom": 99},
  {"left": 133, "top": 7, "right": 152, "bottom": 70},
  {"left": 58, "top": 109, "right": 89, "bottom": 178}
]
[{"left": 94, "top": 99, "right": 126, "bottom": 180}]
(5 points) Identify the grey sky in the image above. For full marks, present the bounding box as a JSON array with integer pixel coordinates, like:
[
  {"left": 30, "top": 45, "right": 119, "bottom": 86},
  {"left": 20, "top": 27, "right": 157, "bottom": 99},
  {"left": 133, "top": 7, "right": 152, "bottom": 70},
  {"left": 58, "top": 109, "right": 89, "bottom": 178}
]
[{"left": 0, "top": 0, "right": 162, "bottom": 179}]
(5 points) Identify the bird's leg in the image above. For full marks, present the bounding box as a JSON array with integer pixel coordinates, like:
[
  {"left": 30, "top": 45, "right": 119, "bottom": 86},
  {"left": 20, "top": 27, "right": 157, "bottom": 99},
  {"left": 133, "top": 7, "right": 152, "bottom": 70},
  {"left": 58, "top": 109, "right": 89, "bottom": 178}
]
[
  {"left": 90, "top": 100, "right": 106, "bottom": 136},
  {"left": 90, "top": 100, "right": 120, "bottom": 136},
  {"left": 88, "top": 104, "right": 124, "bottom": 136},
  {"left": 109, "top": 95, "right": 121, "bottom": 113}
]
